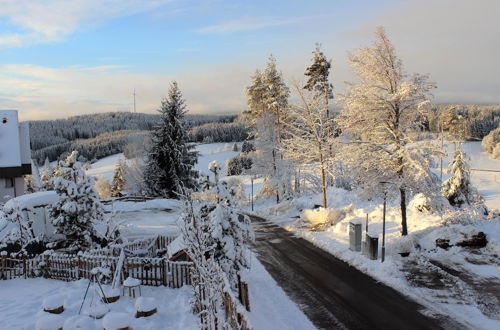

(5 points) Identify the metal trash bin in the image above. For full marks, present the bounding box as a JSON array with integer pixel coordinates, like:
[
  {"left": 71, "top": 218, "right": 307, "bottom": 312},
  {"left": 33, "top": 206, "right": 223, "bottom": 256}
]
[
  {"left": 349, "top": 220, "right": 362, "bottom": 251},
  {"left": 363, "top": 234, "right": 379, "bottom": 260}
]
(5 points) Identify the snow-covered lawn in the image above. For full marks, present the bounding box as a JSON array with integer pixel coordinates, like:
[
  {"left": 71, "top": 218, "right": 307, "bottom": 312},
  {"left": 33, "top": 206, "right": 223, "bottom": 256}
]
[
  {"left": 0, "top": 278, "right": 196, "bottom": 330},
  {"left": 0, "top": 254, "right": 315, "bottom": 330},
  {"left": 86, "top": 153, "right": 124, "bottom": 182}
]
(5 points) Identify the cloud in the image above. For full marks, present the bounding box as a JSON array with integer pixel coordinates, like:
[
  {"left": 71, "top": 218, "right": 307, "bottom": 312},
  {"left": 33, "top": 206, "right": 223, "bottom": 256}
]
[
  {"left": 0, "top": 63, "right": 250, "bottom": 120},
  {"left": 196, "top": 16, "right": 305, "bottom": 34},
  {"left": 0, "top": 0, "right": 173, "bottom": 47}
]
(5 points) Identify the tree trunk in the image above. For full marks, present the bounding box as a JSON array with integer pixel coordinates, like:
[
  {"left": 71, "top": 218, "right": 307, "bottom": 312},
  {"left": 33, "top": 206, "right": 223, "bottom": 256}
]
[
  {"left": 400, "top": 188, "right": 408, "bottom": 236},
  {"left": 319, "top": 152, "right": 327, "bottom": 208}
]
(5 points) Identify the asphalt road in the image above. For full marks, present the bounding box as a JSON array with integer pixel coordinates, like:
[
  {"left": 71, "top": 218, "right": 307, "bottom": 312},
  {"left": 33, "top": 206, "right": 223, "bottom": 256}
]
[{"left": 249, "top": 214, "right": 455, "bottom": 330}]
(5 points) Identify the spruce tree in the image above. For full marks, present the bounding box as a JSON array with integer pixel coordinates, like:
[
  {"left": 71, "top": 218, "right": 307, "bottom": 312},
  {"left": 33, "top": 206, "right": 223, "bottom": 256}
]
[
  {"left": 144, "top": 82, "right": 198, "bottom": 197},
  {"left": 49, "top": 151, "right": 104, "bottom": 250},
  {"left": 111, "top": 158, "right": 127, "bottom": 197},
  {"left": 442, "top": 146, "right": 483, "bottom": 207},
  {"left": 304, "top": 43, "right": 334, "bottom": 115}
]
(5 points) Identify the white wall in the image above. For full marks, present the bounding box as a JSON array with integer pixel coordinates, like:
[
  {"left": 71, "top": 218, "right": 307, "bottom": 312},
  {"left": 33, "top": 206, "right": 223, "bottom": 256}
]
[{"left": 0, "top": 110, "right": 22, "bottom": 167}]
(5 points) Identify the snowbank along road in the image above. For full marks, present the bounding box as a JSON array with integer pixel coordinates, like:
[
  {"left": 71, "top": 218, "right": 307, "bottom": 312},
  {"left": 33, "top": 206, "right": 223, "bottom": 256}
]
[{"left": 249, "top": 214, "right": 463, "bottom": 330}]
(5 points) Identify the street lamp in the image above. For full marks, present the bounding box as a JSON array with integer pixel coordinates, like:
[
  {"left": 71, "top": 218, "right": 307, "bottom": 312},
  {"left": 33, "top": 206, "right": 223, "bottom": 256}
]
[{"left": 379, "top": 181, "right": 395, "bottom": 263}]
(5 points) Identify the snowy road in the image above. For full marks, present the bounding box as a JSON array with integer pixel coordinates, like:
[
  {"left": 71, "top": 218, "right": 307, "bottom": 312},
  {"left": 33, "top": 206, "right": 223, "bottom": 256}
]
[{"left": 249, "top": 214, "right": 459, "bottom": 330}]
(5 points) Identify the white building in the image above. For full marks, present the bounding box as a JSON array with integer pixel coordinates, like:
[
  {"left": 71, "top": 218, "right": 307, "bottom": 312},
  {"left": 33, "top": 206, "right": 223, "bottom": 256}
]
[{"left": 0, "top": 110, "right": 32, "bottom": 202}]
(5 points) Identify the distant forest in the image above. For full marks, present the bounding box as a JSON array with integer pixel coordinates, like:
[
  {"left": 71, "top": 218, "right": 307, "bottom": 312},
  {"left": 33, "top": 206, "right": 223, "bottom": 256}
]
[{"left": 29, "top": 112, "right": 248, "bottom": 163}]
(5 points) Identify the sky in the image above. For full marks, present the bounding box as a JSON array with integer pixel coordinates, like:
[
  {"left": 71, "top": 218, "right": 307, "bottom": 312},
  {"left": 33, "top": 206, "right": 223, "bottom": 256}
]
[{"left": 0, "top": 0, "right": 498, "bottom": 121}]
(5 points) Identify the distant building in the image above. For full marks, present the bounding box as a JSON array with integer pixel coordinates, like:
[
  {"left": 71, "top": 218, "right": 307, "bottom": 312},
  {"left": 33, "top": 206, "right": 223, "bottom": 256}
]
[{"left": 0, "top": 110, "right": 32, "bottom": 202}]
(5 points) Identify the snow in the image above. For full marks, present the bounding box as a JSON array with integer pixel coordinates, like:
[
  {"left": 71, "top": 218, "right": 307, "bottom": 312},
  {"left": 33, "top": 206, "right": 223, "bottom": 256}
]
[
  {"left": 123, "top": 277, "right": 141, "bottom": 287},
  {"left": 0, "top": 278, "right": 197, "bottom": 330},
  {"left": 42, "top": 294, "right": 64, "bottom": 310},
  {"left": 246, "top": 255, "right": 316, "bottom": 330},
  {"left": 194, "top": 142, "right": 241, "bottom": 181},
  {"left": 440, "top": 142, "right": 500, "bottom": 212},
  {"left": 102, "top": 312, "right": 130, "bottom": 330},
  {"left": 3, "top": 191, "right": 58, "bottom": 210},
  {"left": 166, "top": 235, "right": 186, "bottom": 259},
  {"left": 86, "top": 153, "right": 124, "bottom": 183},
  {"left": 135, "top": 297, "right": 157, "bottom": 312},
  {"left": 35, "top": 314, "right": 64, "bottom": 330}
]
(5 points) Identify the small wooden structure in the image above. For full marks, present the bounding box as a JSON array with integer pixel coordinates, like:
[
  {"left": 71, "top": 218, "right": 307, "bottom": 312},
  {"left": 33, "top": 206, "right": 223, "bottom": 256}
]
[{"left": 122, "top": 277, "right": 141, "bottom": 298}]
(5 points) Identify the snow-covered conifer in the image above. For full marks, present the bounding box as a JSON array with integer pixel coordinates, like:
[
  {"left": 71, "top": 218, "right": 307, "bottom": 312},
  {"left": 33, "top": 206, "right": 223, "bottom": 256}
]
[
  {"left": 144, "top": 82, "right": 198, "bottom": 197},
  {"left": 49, "top": 151, "right": 104, "bottom": 250},
  {"left": 111, "top": 158, "right": 127, "bottom": 197},
  {"left": 337, "top": 26, "right": 437, "bottom": 236},
  {"left": 304, "top": 43, "right": 333, "bottom": 113},
  {"left": 40, "top": 158, "right": 55, "bottom": 190},
  {"left": 442, "top": 146, "right": 483, "bottom": 208}
]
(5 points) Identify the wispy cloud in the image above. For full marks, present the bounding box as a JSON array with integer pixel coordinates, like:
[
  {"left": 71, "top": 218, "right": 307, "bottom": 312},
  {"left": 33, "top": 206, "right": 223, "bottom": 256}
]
[
  {"left": 196, "top": 16, "right": 306, "bottom": 34},
  {"left": 0, "top": 0, "right": 173, "bottom": 48}
]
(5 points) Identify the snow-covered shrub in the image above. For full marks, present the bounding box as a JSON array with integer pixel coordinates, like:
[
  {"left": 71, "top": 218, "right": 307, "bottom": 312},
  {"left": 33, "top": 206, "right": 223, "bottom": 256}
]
[
  {"left": 301, "top": 205, "right": 353, "bottom": 226},
  {"left": 442, "top": 146, "right": 483, "bottom": 208},
  {"left": 408, "top": 193, "right": 450, "bottom": 213},
  {"left": 241, "top": 140, "right": 255, "bottom": 153},
  {"left": 94, "top": 175, "right": 111, "bottom": 199},
  {"left": 49, "top": 151, "right": 105, "bottom": 250},
  {"left": 482, "top": 127, "right": 500, "bottom": 158},
  {"left": 226, "top": 154, "right": 253, "bottom": 176}
]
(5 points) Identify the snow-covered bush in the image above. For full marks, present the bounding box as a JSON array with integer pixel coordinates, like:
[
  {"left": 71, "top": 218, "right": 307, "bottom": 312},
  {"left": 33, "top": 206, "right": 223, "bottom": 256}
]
[
  {"left": 442, "top": 146, "right": 483, "bottom": 208},
  {"left": 226, "top": 154, "right": 252, "bottom": 176},
  {"left": 482, "top": 127, "right": 500, "bottom": 158},
  {"left": 408, "top": 193, "right": 450, "bottom": 213},
  {"left": 301, "top": 205, "right": 353, "bottom": 227},
  {"left": 94, "top": 175, "right": 111, "bottom": 199},
  {"left": 49, "top": 151, "right": 105, "bottom": 250}
]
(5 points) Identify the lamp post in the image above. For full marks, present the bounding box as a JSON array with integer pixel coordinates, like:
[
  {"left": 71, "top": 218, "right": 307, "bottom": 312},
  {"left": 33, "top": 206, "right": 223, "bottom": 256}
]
[
  {"left": 251, "top": 176, "right": 254, "bottom": 211},
  {"left": 379, "top": 181, "right": 395, "bottom": 263}
]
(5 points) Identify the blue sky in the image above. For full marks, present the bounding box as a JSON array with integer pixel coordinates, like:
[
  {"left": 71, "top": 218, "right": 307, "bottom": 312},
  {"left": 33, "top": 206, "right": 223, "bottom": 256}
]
[{"left": 0, "top": 0, "right": 498, "bottom": 120}]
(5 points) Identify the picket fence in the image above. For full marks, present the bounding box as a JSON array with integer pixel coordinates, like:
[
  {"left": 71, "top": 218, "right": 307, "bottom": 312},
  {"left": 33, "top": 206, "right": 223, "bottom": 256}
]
[{"left": 0, "top": 252, "right": 192, "bottom": 288}]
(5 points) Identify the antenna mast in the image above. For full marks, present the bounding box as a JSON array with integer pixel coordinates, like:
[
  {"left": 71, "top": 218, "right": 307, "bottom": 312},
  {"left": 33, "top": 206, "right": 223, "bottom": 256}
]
[{"left": 133, "top": 88, "right": 136, "bottom": 113}]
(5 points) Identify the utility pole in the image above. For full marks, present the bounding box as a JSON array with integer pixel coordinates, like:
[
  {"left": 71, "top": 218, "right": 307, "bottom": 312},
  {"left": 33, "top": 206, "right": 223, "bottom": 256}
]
[{"left": 133, "top": 88, "right": 136, "bottom": 113}]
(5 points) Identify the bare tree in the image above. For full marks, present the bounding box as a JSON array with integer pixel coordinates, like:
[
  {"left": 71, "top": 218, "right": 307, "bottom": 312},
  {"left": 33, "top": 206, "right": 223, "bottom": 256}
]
[
  {"left": 282, "top": 84, "right": 335, "bottom": 208},
  {"left": 337, "top": 26, "right": 437, "bottom": 236}
]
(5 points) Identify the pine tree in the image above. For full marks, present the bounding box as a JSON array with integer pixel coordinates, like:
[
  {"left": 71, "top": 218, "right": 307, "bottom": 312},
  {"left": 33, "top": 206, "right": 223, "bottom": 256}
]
[
  {"left": 304, "top": 43, "right": 333, "bottom": 115},
  {"left": 49, "top": 151, "right": 105, "bottom": 250},
  {"left": 245, "top": 69, "right": 266, "bottom": 127},
  {"left": 144, "top": 82, "right": 198, "bottom": 197},
  {"left": 442, "top": 146, "right": 483, "bottom": 207},
  {"left": 111, "top": 158, "right": 127, "bottom": 197}
]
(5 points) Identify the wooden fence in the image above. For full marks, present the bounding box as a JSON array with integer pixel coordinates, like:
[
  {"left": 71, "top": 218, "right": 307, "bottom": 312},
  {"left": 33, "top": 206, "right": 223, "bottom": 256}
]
[
  {"left": 0, "top": 253, "right": 192, "bottom": 288},
  {"left": 90, "top": 235, "right": 177, "bottom": 257}
]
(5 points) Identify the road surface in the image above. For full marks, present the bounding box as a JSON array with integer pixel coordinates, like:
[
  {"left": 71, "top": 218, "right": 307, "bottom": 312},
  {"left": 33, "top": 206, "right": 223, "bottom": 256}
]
[{"left": 249, "top": 214, "right": 461, "bottom": 330}]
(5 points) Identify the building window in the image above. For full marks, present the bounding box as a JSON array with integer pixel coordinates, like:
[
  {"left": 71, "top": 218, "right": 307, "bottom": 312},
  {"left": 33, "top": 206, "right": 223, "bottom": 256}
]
[{"left": 5, "top": 177, "right": 14, "bottom": 188}]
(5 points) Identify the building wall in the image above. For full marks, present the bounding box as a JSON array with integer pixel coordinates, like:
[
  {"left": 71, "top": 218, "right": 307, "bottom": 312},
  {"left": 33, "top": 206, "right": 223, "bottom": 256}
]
[{"left": 0, "top": 177, "right": 25, "bottom": 203}]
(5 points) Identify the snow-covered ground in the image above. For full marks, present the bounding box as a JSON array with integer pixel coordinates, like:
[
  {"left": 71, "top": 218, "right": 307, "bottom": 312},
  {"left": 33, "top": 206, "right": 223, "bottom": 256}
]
[
  {"left": 107, "top": 199, "right": 182, "bottom": 238},
  {"left": 0, "top": 278, "right": 197, "bottom": 330},
  {"left": 249, "top": 141, "right": 500, "bottom": 330},
  {"left": 440, "top": 142, "right": 500, "bottom": 212},
  {"left": 0, "top": 254, "right": 315, "bottom": 330},
  {"left": 86, "top": 153, "right": 124, "bottom": 182}
]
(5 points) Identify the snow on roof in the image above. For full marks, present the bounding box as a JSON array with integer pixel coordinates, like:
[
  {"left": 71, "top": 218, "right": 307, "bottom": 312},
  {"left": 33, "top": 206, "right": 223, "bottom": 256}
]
[
  {"left": 3, "top": 191, "right": 58, "bottom": 210},
  {"left": 167, "top": 235, "right": 186, "bottom": 259}
]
